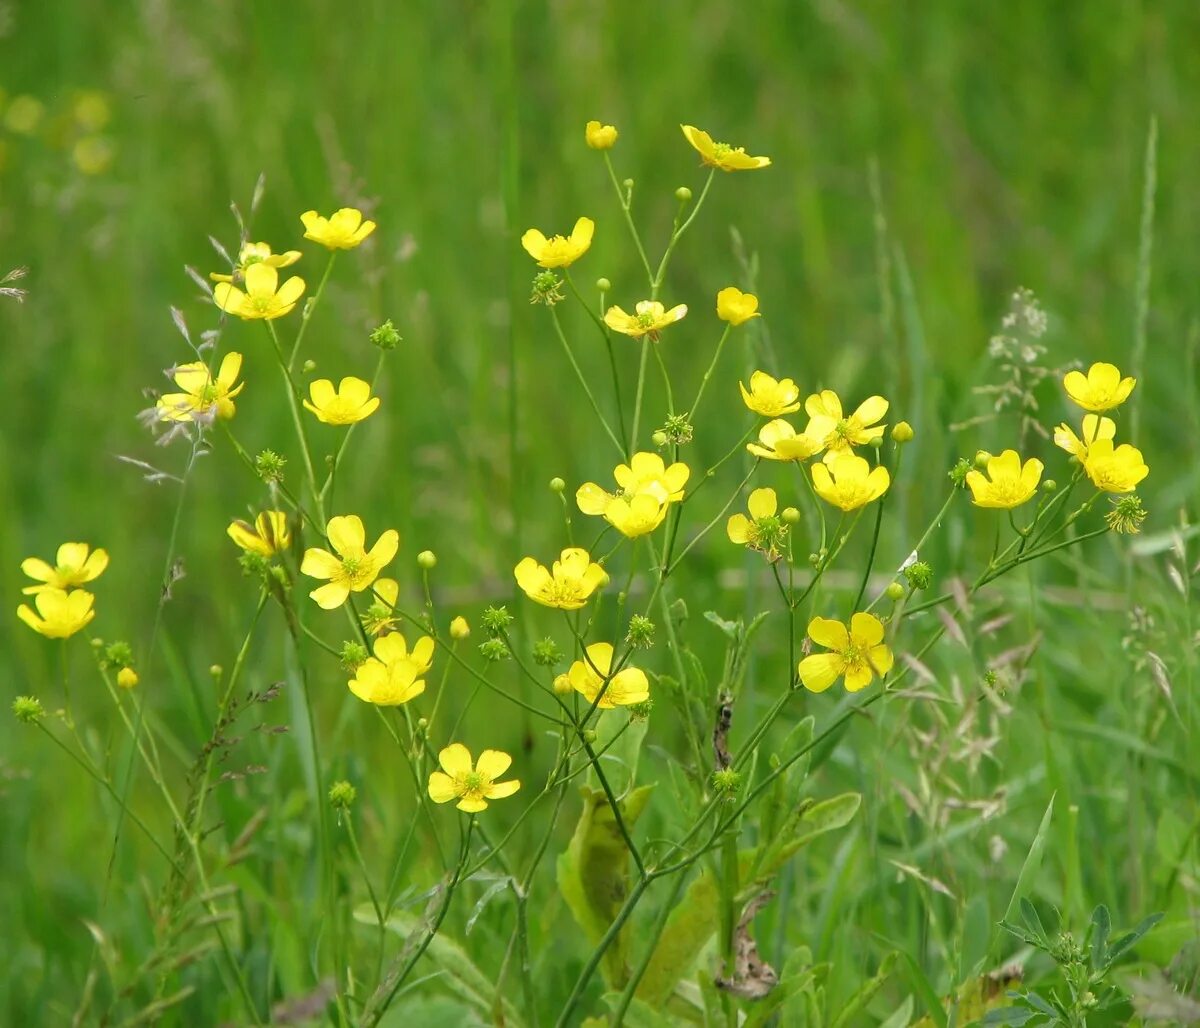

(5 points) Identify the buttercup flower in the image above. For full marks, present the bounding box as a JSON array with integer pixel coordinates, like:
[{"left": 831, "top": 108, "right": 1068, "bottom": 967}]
[
  {"left": 746, "top": 419, "right": 823, "bottom": 462},
  {"left": 300, "top": 515, "right": 399, "bottom": 609},
  {"left": 211, "top": 241, "right": 301, "bottom": 283},
  {"left": 17, "top": 588, "right": 96, "bottom": 639},
  {"left": 577, "top": 452, "right": 689, "bottom": 538},
  {"left": 604, "top": 300, "right": 688, "bottom": 340},
  {"left": 717, "top": 287, "right": 761, "bottom": 326},
  {"left": 157, "top": 352, "right": 244, "bottom": 423},
  {"left": 965, "top": 450, "right": 1043, "bottom": 509},
  {"left": 302, "top": 377, "right": 381, "bottom": 426},
  {"left": 811, "top": 454, "right": 891, "bottom": 512},
  {"left": 116, "top": 667, "right": 139, "bottom": 689},
  {"left": 227, "top": 511, "right": 290, "bottom": 557},
  {"left": 520, "top": 217, "right": 594, "bottom": 269},
  {"left": 1082, "top": 439, "right": 1149, "bottom": 494},
  {"left": 726, "top": 488, "right": 788, "bottom": 557},
  {"left": 680, "top": 124, "right": 771, "bottom": 171},
  {"left": 1063, "top": 362, "right": 1136, "bottom": 412},
  {"left": 585, "top": 120, "right": 618, "bottom": 149},
  {"left": 213, "top": 263, "right": 305, "bottom": 320},
  {"left": 740, "top": 370, "right": 799, "bottom": 416},
  {"left": 301, "top": 207, "right": 376, "bottom": 250},
  {"left": 567, "top": 642, "right": 650, "bottom": 708},
  {"left": 22, "top": 542, "right": 108, "bottom": 595},
  {"left": 803, "top": 391, "right": 888, "bottom": 464},
  {"left": 1053, "top": 415, "right": 1115, "bottom": 461},
  {"left": 348, "top": 631, "right": 434, "bottom": 706},
  {"left": 798, "top": 613, "right": 894, "bottom": 693},
  {"left": 514, "top": 548, "right": 608, "bottom": 610},
  {"left": 427, "top": 744, "right": 521, "bottom": 813}
]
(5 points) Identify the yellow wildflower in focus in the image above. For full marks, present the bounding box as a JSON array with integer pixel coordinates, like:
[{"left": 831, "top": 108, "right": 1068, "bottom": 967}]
[
  {"left": 211, "top": 241, "right": 302, "bottom": 283},
  {"left": 803, "top": 391, "right": 888, "bottom": 464},
  {"left": 604, "top": 300, "right": 688, "bottom": 340},
  {"left": 156, "top": 352, "right": 244, "bottom": 423},
  {"left": 585, "top": 120, "right": 618, "bottom": 149},
  {"left": 227, "top": 511, "right": 291, "bottom": 557},
  {"left": 213, "top": 263, "right": 305, "bottom": 320},
  {"left": 302, "top": 377, "right": 381, "bottom": 426},
  {"left": 577, "top": 452, "right": 689, "bottom": 537},
  {"left": 348, "top": 631, "right": 434, "bottom": 706},
  {"left": 717, "top": 287, "right": 761, "bottom": 326},
  {"left": 726, "top": 488, "right": 788, "bottom": 558},
  {"left": 520, "top": 217, "right": 594, "bottom": 269},
  {"left": 811, "top": 454, "right": 891, "bottom": 512},
  {"left": 1062, "top": 362, "right": 1136, "bottom": 412},
  {"left": 427, "top": 744, "right": 521, "bottom": 813},
  {"left": 740, "top": 370, "right": 799, "bottom": 416},
  {"left": 1053, "top": 415, "right": 1116, "bottom": 461},
  {"left": 116, "top": 667, "right": 139, "bottom": 689},
  {"left": 965, "top": 450, "right": 1043, "bottom": 509},
  {"left": 514, "top": 548, "right": 608, "bottom": 610},
  {"left": 680, "top": 124, "right": 771, "bottom": 171},
  {"left": 567, "top": 643, "right": 650, "bottom": 709},
  {"left": 22, "top": 542, "right": 108, "bottom": 595},
  {"left": 798, "top": 613, "right": 894, "bottom": 693},
  {"left": 300, "top": 515, "right": 399, "bottom": 609},
  {"left": 16, "top": 588, "right": 95, "bottom": 639},
  {"left": 301, "top": 207, "right": 376, "bottom": 250},
  {"left": 746, "top": 419, "right": 823, "bottom": 462},
  {"left": 1082, "top": 439, "right": 1149, "bottom": 494}
]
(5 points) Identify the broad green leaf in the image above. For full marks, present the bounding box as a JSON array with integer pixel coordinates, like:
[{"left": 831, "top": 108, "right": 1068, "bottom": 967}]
[{"left": 754, "top": 792, "right": 862, "bottom": 884}]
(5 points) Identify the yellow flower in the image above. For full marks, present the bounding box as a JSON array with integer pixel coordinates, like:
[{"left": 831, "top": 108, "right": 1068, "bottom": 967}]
[
  {"left": 300, "top": 515, "right": 399, "bottom": 609},
  {"left": 1062, "top": 362, "right": 1136, "bottom": 412},
  {"left": 726, "top": 488, "right": 788, "bottom": 557},
  {"left": 811, "top": 454, "right": 891, "bottom": 512},
  {"left": 17, "top": 588, "right": 96, "bottom": 639},
  {"left": 803, "top": 391, "right": 888, "bottom": 464},
  {"left": 567, "top": 642, "right": 650, "bottom": 709},
  {"left": 227, "top": 511, "right": 290, "bottom": 557},
  {"left": 746, "top": 419, "right": 823, "bottom": 462},
  {"left": 604, "top": 300, "right": 688, "bottom": 340},
  {"left": 798, "top": 613, "right": 894, "bottom": 693},
  {"left": 520, "top": 217, "right": 594, "bottom": 269},
  {"left": 585, "top": 120, "right": 618, "bottom": 149},
  {"left": 1053, "top": 414, "right": 1116, "bottom": 461},
  {"left": 1081, "top": 439, "right": 1149, "bottom": 494},
  {"left": 157, "top": 352, "right": 244, "bottom": 423},
  {"left": 302, "top": 377, "right": 381, "bottom": 425},
  {"left": 739, "top": 370, "right": 799, "bottom": 416},
  {"left": 21, "top": 542, "right": 108, "bottom": 595},
  {"left": 348, "top": 631, "right": 434, "bottom": 706},
  {"left": 680, "top": 124, "right": 771, "bottom": 171},
  {"left": 577, "top": 453, "right": 688, "bottom": 538},
  {"left": 717, "top": 287, "right": 761, "bottom": 326},
  {"left": 965, "top": 450, "right": 1043, "bottom": 509},
  {"left": 116, "top": 667, "right": 139, "bottom": 689},
  {"left": 514, "top": 547, "right": 608, "bottom": 610},
  {"left": 449, "top": 615, "right": 471, "bottom": 640},
  {"left": 362, "top": 578, "right": 401, "bottom": 636},
  {"left": 301, "top": 207, "right": 376, "bottom": 250},
  {"left": 427, "top": 744, "right": 521, "bottom": 813},
  {"left": 213, "top": 263, "right": 305, "bottom": 321},
  {"left": 211, "top": 241, "right": 301, "bottom": 283}
]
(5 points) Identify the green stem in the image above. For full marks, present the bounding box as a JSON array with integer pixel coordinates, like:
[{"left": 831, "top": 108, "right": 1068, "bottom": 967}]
[
  {"left": 689, "top": 324, "right": 733, "bottom": 421},
  {"left": 548, "top": 305, "right": 625, "bottom": 456},
  {"left": 629, "top": 339, "right": 651, "bottom": 455},
  {"left": 288, "top": 252, "right": 336, "bottom": 369}
]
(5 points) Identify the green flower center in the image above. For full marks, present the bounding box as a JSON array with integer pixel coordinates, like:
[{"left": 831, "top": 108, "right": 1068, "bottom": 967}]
[
  {"left": 636, "top": 312, "right": 658, "bottom": 328},
  {"left": 341, "top": 556, "right": 363, "bottom": 579},
  {"left": 835, "top": 418, "right": 854, "bottom": 440},
  {"left": 712, "top": 142, "right": 732, "bottom": 158},
  {"left": 198, "top": 383, "right": 220, "bottom": 404},
  {"left": 460, "top": 771, "right": 485, "bottom": 795}
]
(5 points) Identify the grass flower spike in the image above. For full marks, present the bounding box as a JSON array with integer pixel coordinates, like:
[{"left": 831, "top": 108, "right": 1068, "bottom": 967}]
[
  {"left": 798, "top": 613, "right": 894, "bottom": 693},
  {"left": 213, "top": 263, "right": 305, "bottom": 320},
  {"left": 803, "top": 390, "right": 888, "bottom": 464},
  {"left": 301, "top": 514, "right": 399, "bottom": 609},
  {"left": 427, "top": 744, "right": 520, "bottom": 812},
  {"left": 301, "top": 207, "right": 376, "bottom": 250},
  {"left": 680, "top": 124, "right": 771, "bottom": 171},
  {"left": 210, "top": 241, "right": 300, "bottom": 283},
  {"left": 740, "top": 370, "right": 800, "bottom": 416},
  {"left": 1054, "top": 414, "right": 1116, "bottom": 460},
  {"left": 717, "top": 287, "right": 761, "bottom": 326},
  {"left": 227, "top": 511, "right": 290, "bottom": 556},
  {"left": 746, "top": 419, "right": 823, "bottom": 461},
  {"left": 17, "top": 587, "right": 96, "bottom": 639},
  {"left": 520, "top": 217, "right": 594, "bottom": 268},
  {"left": 1063, "top": 362, "right": 1136, "bottom": 412},
  {"left": 21, "top": 542, "right": 108, "bottom": 595},
  {"left": 348, "top": 631, "right": 434, "bottom": 706},
  {"left": 585, "top": 120, "right": 618, "bottom": 149},
  {"left": 514, "top": 547, "right": 608, "bottom": 610},
  {"left": 566, "top": 643, "right": 650, "bottom": 708},
  {"left": 604, "top": 300, "right": 688, "bottom": 340},
  {"left": 1082, "top": 439, "right": 1149, "bottom": 493},
  {"left": 302, "top": 377, "right": 381, "bottom": 425},
  {"left": 965, "top": 450, "right": 1043, "bottom": 509},
  {"left": 726, "top": 488, "right": 788, "bottom": 557},
  {"left": 811, "top": 454, "right": 890, "bottom": 511},
  {"left": 157, "top": 352, "right": 244, "bottom": 422}
]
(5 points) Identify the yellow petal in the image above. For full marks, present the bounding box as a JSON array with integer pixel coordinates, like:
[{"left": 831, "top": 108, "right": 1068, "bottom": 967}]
[
  {"left": 438, "top": 743, "right": 474, "bottom": 777},
  {"left": 798, "top": 653, "right": 844, "bottom": 693},
  {"left": 807, "top": 616, "right": 849, "bottom": 651},
  {"left": 327, "top": 515, "right": 366, "bottom": 556},
  {"left": 747, "top": 488, "right": 777, "bottom": 519},
  {"left": 475, "top": 749, "right": 513, "bottom": 780},
  {"left": 427, "top": 771, "right": 459, "bottom": 804}
]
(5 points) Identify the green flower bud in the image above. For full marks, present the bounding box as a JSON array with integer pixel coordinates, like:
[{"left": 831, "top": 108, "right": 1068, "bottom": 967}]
[
  {"left": 209, "top": 664, "right": 223, "bottom": 678},
  {"left": 549, "top": 477, "right": 566, "bottom": 493},
  {"left": 481, "top": 605, "right": 514, "bottom": 636},
  {"left": 370, "top": 319, "right": 402, "bottom": 350},
  {"left": 1042, "top": 479, "right": 1057, "bottom": 492},
  {"left": 712, "top": 768, "right": 741, "bottom": 794},
  {"left": 651, "top": 430, "right": 668, "bottom": 447},
  {"left": 12, "top": 695, "right": 45, "bottom": 724},
  {"left": 902, "top": 560, "right": 933, "bottom": 591},
  {"left": 417, "top": 550, "right": 437, "bottom": 570},
  {"left": 892, "top": 421, "right": 914, "bottom": 443},
  {"left": 675, "top": 186, "right": 692, "bottom": 203},
  {"left": 885, "top": 581, "right": 905, "bottom": 601},
  {"left": 254, "top": 449, "right": 287, "bottom": 483},
  {"left": 596, "top": 277, "right": 611, "bottom": 293},
  {"left": 328, "top": 780, "right": 357, "bottom": 809},
  {"left": 479, "top": 639, "right": 510, "bottom": 662},
  {"left": 625, "top": 614, "right": 655, "bottom": 649},
  {"left": 533, "top": 637, "right": 564, "bottom": 667},
  {"left": 781, "top": 507, "right": 801, "bottom": 525},
  {"left": 340, "top": 641, "right": 369, "bottom": 670},
  {"left": 974, "top": 450, "right": 992, "bottom": 469},
  {"left": 302, "top": 359, "right": 317, "bottom": 373}
]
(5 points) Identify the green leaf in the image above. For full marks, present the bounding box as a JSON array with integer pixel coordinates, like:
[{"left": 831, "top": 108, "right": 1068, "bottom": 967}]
[
  {"left": 600, "top": 993, "right": 675, "bottom": 1028},
  {"left": 754, "top": 792, "right": 862, "bottom": 884},
  {"left": 1019, "top": 897, "right": 1048, "bottom": 946},
  {"left": 829, "top": 951, "right": 898, "bottom": 1028},
  {"left": 1105, "top": 911, "right": 1163, "bottom": 963},
  {"left": 1089, "top": 904, "right": 1110, "bottom": 971},
  {"left": 999, "top": 794, "right": 1055, "bottom": 935},
  {"left": 878, "top": 995, "right": 915, "bottom": 1028}
]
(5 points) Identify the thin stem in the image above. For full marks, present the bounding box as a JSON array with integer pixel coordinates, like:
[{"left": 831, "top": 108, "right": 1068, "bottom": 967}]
[
  {"left": 689, "top": 324, "right": 733, "bottom": 422},
  {"left": 629, "top": 339, "right": 651, "bottom": 455},
  {"left": 289, "top": 252, "right": 337, "bottom": 369},
  {"left": 548, "top": 305, "right": 625, "bottom": 456}
]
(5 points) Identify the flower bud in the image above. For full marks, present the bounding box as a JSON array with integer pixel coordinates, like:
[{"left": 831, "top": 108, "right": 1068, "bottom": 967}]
[
  {"left": 328, "top": 780, "right": 357, "bottom": 809},
  {"left": 781, "top": 507, "right": 801, "bottom": 525},
  {"left": 417, "top": 550, "right": 437, "bottom": 570},
  {"left": 549, "top": 477, "right": 566, "bottom": 493},
  {"left": 370, "top": 319, "right": 402, "bottom": 350},
  {"left": 675, "top": 186, "right": 692, "bottom": 203},
  {"left": 1042, "top": 479, "right": 1057, "bottom": 492},
  {"left": 117, "top": 667, "right": 139, "bottom": 689},
  {"left": 449, "top": 616, "right": 471, "bottom": 640},
  {"left": 885, "top": 582, "right": 905, "bottom": 602},
  {"left": 595, "top": 277, "right": 611, "bottom": 293},
  {"left": 553, "top": 673, "right": 572, "bottom": 695},
  {"left": 712, "top": 768, "right": 741, "bottom": 794},
  {"left": 651, "top": 430, "right": 668, "bottom": 447},
  {"left": 582, "top": 729, "right": 598, "bottom": 744},
  {"left": 584, "top": 120, "right": 618, "bottom": 150},
  {"left": 533, "top": 637, "right": 564, "bottom": 666},
  {"left": 209, "top": 664, "right": 223, "bottom": 678},
  {"left": 12, "top": 695, "right": 44, "bottom": 724},
  {"left": 340, "top": 641, "right": 368, "bottom": 670},
  {"left": 869, "top": 435, "right": 884, "bottom": 448},
  {"left": 622, "top": 178, "right": 634, "bottom": 190},
  {"left": 974, "top": 450, "right": 992, "bottom": 469},
  {"left": 302, "top": 359, "right": 317, "bottom": 374},
  {"left": 892, "top": 421, "right": 914, "bottom": 443}
]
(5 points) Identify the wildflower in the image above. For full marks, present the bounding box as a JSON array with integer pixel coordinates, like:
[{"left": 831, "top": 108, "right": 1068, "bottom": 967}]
[
  {"left": 348, "top": 631, "right": 434, "bottom": 706},
  {"left": 567, "top": 643, "right": 650, "bottom": 708},
  {"left": 449, "top": 616, "right": 471, "bottom": 640},
  {"left": 798, "top": 613, "right": 894, "bottom": 693},
  {"left": 301, "top": 207, "right": 376, "bottom": 250},
  {"left": 362, "top": 579, "right": 400, "bottom": 636},
  {"left": 370, "top": 319, "right": 402, "bottom": 350},
  {"left": 965, "top": 450, "right": 1043, "bottom": 509},
  {"left": 514, "top": 548, "right": 608, "bottom": 610},
  {"left": 12, "top": 696, "right": 45, "bottom": 724},
  {"left": 227, "top": 511, "right": 290, "bottom": 557},
  {"left": 604, "top": 300, "right": 688, "bottom": 340},
  {"left": 255, "top": 449, "right": 287, "bottom": 482},
  {"left": 601, "top": 494, "right": 669, "bottom": 538},
  {"left": 530, "top": 270, "right": 565, "bottom": 306},
  {"left": 746, "top": 419, "right": 823, "bottom": 462},
  {"left": 302, "top": 377, "right": 381, "bottom": 426},
  {"left": 1062, "top": 362, "right": 1136, "bottom": 412},
  {"left": 739, "top": 371, "right": 799, "bottom": 417},
  {"left": 157, "top": 352, "right": 244, "bottom": 422},
  {"left": 1106, "top": 495, "right": 1147, "bottom": 534},
  {"left": 626, "top": 615, "right": 655, "bottom": 649},
  {"left": 22, "top": 542, "right": 108, "bottom": 595},
  {"left": 520, "top": 217, "right": 594, "bottom": 269},
  {"left": 17, "top": 588, "right": 96, "bottom": 639},
  {"left": 726, "top": 488, "right": 788, "bottom": 557},
  {"left": 660, "top": 413, "right": 694, "bottom": 445},
  {"left": 717, "top": 287, "right": 761, "bottom": 326},
  {"left": 210, "top": 241, "right": 301, "bottom": 283},
  {"left": 1081, "top": 439, "right": 1149, "bottom": 494},
  {"left": 213, "top": 263, "right": 305, "bottom": 320},
  {"left": 1053, "top": 415, "right": 1116, "bottom": 461},
  {"left": 301, "top": 514, "right": 399, "bottom": 609},
  {"left": 902, "top": 560, "right": 933, "bottom": 591},
  {"left": 481, "top": 606, "right": 514, "bottom": 636},
  {"left": 4, "top": 95, "right": 45, "bottom": 135},
  {"left": 811, "top": 454, "right": 891, "bottom": 512},
  {"left": 803, "top": 391, "right": 888, "bottom": 464},
  {"left": 116, "top": 667, "right": 138, "bottom": 689},
  {"left": 427, "top": 744, "right": 521, "bottom": 812},
  {"left": 680, "top": 124, "right": 771, "bottom": 171},
  {"left": 585, "top": 120, "right": 618, "bottom": 149},
  {"left": 577, "top": 452, "right": 689, "bottom": 537}
]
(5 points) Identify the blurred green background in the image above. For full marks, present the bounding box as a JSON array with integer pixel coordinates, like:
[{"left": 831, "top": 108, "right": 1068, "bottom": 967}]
[{"left": 2, "top": 1, "right": 1198, "bottom": 1022}]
